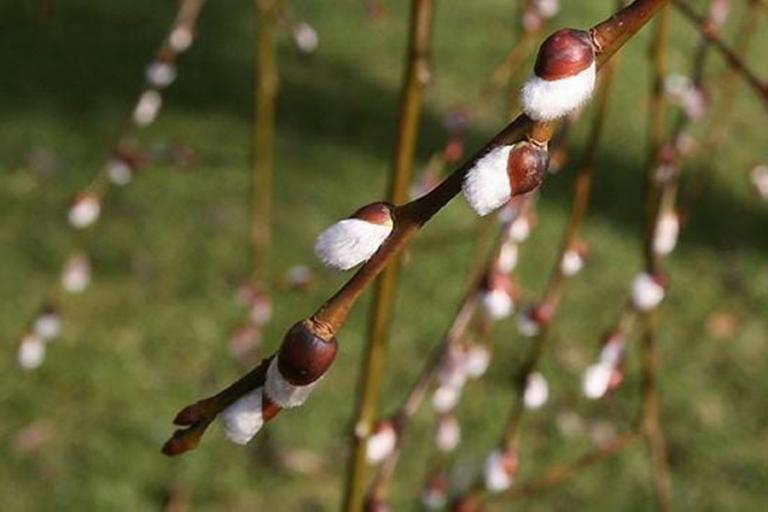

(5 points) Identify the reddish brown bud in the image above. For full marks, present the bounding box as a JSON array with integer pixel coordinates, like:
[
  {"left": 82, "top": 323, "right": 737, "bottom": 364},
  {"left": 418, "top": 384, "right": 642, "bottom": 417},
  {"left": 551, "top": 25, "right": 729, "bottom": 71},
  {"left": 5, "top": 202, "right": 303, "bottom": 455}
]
[
  {"left": 363, "top": 497, "right": 390, "bottom": 512},
  {"left": 351, "top": 202, "right": 394, "bottom": 226},
  {"left": 451, "top": 496, "right": 479, "bottom": 512},
  {"left": 534, "top": 29, "right": 594, "bottom": 80},
  {"left": 173, "top": 403, "right": 205, "bottom": 426},
  {"left": 507, "top": 141, "right": 549, "bottom": 196},
  {"left": 531, "top": 302, "right": 554, "bottom": 325},
  {"left": 277, "top": 320, "right": 338, "bottom": 386},
  {"left": 261, "top": 394, "right": 282, "bottom": 422},
  {"left": 162, "top": 429, "right": 201, "bottom": 456}
]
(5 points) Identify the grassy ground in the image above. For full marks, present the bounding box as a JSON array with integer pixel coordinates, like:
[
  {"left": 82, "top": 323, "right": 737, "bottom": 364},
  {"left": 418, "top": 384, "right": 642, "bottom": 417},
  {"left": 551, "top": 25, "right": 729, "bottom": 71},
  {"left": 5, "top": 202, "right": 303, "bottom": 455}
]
[{"left": 1, "top": 0, "right": 767, "bottom": 510}]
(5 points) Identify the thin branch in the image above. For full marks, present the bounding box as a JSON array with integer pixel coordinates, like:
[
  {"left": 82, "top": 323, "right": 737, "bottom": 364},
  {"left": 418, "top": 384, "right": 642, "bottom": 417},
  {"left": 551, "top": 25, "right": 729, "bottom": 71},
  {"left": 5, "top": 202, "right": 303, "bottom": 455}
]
[
  {"left": 487, "top": 431, "right": 640, "bottom": 503},
  {"left": 162, "top": 0, "right": 672, "bottom": 457},
  {"left": 342, "top": 1, "right": 436, "bottom": 510},
  {"left": 251, "top": 0, "right": 279, "bottom": 282},
  {"left": 639, "top": 7, "right": 673, "bottom": 511},
  {"left": 674, "top": 0, "right": 768, "bottom": 107},
  {"left": 705, "top": 0, "right": 763, "bottom": 147}
]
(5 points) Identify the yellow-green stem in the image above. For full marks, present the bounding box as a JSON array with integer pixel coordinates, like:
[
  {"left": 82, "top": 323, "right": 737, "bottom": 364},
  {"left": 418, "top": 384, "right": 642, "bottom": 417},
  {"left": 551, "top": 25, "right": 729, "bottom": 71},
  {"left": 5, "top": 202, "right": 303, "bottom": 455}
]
[{"left": 341, "top": 1, "right": 435, "bottom": 510}]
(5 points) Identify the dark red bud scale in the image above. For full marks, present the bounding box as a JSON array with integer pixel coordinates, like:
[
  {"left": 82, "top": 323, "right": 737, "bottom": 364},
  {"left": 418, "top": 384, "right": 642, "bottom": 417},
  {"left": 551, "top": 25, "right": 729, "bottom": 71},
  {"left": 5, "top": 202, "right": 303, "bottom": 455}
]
[
  {"left": 352, "top": 202, "right": 395, "bottom": 226},
  {"left": 261, "top": 394, "right": 282, "bottom": 421},
  {"left": 534, "top": 29, "right": 595, "bottom": 80},
  {"left": 507, "top": 141, "right": 550, "bottom": 195},
  {"left": 277, "top": 320, "right": 338, "bottom": 386},
  {"left": 363, "top": 497, "right": 391, "bottom": 512},
  {"left": 531, "top": 302, "right": 555, "bottom": 325}
]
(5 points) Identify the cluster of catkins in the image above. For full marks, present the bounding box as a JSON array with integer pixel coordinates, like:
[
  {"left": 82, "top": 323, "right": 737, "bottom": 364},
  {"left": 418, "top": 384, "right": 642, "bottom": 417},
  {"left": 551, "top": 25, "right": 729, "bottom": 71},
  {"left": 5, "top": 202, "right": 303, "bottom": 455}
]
[
  {"left": 220, "top": 27, "right": 603, "bottom": 450},
  {"left": 17, "top": 18, "right": 199, "bottom": 371}
]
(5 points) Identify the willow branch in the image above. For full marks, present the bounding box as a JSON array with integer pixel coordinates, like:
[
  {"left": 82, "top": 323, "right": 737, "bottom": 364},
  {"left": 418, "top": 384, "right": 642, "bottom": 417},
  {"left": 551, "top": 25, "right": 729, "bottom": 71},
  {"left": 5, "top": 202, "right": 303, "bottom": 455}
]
[
  {"left": 341, "top": 1, "right": 435, "bottom": 510},
  {"left": 673, "top": 0, "right": 768, "bottom": 108},
  {"left": 705, "top": 0, "right": 763, "bottom": 147},
  {"left": 639, "top": 8, "right": 673, "bottom": 511},
  {"left": 502, "top": 57, "right": 619, "bottom": 453},
  {"left": 488, "top": 431, "right": 640, "bottom": 503},
  {"left": 251, "top": 0, "right": 279, "bottom": 282},
  {"left": 162, "top": 0, "right": 672, "bottom": 457}
]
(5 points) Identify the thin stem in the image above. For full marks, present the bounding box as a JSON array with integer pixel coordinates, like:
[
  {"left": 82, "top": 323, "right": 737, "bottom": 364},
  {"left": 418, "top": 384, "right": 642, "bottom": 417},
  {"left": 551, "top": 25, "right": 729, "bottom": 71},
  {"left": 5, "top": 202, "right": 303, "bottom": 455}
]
[
  {"left": 502, "top": 57, "right": 620, "bottom": 452},
  {"left": 251, "top": 0, "right": 279, "bottom": 282},
  {"left": 639, "top": 8, "right": 673, "bottom": 511},
  {"left": 163, "top": 0, "right": 672, "bottom": 458},
  {"left": 705, "top": 0, "right": 763, "bottom": 147},
  {"left": 341, "top": 1, "right": 436, "bottom": 510},
  {"left": 488, "top": 431, "right": 639, "bottom": 503},
  {"left": 674, "top": 0, "right": 768, "bottom": 107}
]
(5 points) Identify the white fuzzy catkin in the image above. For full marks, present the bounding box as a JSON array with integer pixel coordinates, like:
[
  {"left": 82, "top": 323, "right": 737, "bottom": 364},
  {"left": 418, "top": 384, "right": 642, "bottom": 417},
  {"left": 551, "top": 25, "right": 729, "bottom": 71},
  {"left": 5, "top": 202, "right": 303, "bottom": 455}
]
[
  {"left": 68, "top": 195, "right": 100, "bottom": 228},
  {"left": 462, "top": 146, "right": 513, "bottom": 216},
  {"left": 484, "top": 450, "right": 514, "bottom": 492},
  {"left": 219, "top": 388, "right": 265, "bottom": 444},
  {"left": 497, "top": 242, "right": 519, "bottom": 273},
  {"left": 631, "top": 273, "right": 665, "bottom": 311},
  {"left": 18, "top": 334, "right": 46, "bottom": 370},
  {"left": 146, "top": 61, "right": 177, "bottom": 88},
  {"left": 480, "top": 288, "right": 514, "bottom": 320},
  {"left": 654, "top": 212, "right": 679, "bottom": 256},
  {"left": 264, "top": 357, "right": 319, "bottom": 408},
  {"left": 435, "top": 415, "right": 461, "bottom": 452},
  {"left": 582, "top": 362, "right": 613, "bottom": 400},
  {"left": 508, "top": 216, "right": 531, "bottom": 242},
  {"left": 421, "top": 486, "right": 447, "bottom": 510},
  {"left": 520, "top": 62, "right": 596, "bottom": 121},
  {"left": 61, "top": 254, "right": 91, "bottom": 293},
  {"left": 107, "top": 159, "right": 133, "bottom": 186},
  {"left": 133, "top": 90, "right": 162, "bottom": 126},
  {"left": 249, "top": 297, "right": 272, "bottom": 325},
  {"left": 314, "top": 218, "right": 393, "bottom": 270},
  {"left": 463, "top": 344, "right": 491, "bottom": 379},
  {"left": 293, "top": 22, "right": 319, "bottom": 54},
  {"left": 751, "top": 165, "right": 768, "bottom": 199},
  {"left": 523, "top": 372, "right": 549, "bottom": 409},
  {"left": 560, "top": 249, "right": 584, "bottom": 276},
  {"left": 432, "top": 385, "right": 461, "bottom": 413},
  {"left": 33, "top": 313, "right": 61, "bottom": 341},
  {"left": 599, "top": 337, "right": 625, "bottom": 367},
  {"left": 169, "top": 26, "right": 194, "bottom": 52},
  {"left": 516, "top": 309, "right": 540, "bottom": 337},
  {"left": 366, "top": 423, "right": 397, "bottom": 464}
]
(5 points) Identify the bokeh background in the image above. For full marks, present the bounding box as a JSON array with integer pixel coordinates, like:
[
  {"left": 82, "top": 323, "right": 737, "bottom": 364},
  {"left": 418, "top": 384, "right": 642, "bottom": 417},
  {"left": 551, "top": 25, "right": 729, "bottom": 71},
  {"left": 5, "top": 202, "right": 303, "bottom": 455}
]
[{"left": 1, "top": 0, "right": 767, "bottom": 510}]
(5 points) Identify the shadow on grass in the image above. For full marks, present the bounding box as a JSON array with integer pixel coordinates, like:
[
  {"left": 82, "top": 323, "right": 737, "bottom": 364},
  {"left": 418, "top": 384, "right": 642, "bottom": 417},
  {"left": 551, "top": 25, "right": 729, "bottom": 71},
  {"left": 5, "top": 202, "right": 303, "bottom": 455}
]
[{"left": 2, "top": 0, "right": 767, "bottom": 258}]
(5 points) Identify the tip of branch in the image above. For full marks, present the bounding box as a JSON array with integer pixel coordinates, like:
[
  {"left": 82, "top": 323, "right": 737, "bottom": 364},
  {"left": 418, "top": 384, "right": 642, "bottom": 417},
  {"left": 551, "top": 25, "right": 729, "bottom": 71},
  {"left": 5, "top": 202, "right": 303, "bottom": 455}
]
[
  {"left": 173, "top": 402, "right": 205, "bottom": 426},
  {"left": 162, "top": 427, "right": 203, "bottom": 457}
]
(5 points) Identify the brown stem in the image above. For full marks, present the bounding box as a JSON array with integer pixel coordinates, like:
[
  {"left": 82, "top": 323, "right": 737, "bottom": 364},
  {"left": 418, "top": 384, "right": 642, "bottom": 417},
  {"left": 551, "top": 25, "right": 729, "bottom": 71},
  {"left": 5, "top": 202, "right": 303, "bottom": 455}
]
[
  {"left": 341, "top": 1, "right": 435, "bottom": 510},
  {"left": 500, "top": 57, "right": 620, "bottom": 454},
  {"left": 639, "top": 8, "right": 673, "bottom": 511},
  {"left": 674, "top": 0, "right": 768, "bottom": 107},
  {"left": 488, "top": 431, "right": 639, "bottom": 503},
  {"left": 704, "top": 0, "right": 763, "bottom": 147},
  {"left": 163, "top": 0, "right": 672, "bottom": 458},
  {"left": 20, "top": 0, "right": 207, "bottom": 361},
  {"left": 251, "top": 0, "right": 279, "bottom": 282}
]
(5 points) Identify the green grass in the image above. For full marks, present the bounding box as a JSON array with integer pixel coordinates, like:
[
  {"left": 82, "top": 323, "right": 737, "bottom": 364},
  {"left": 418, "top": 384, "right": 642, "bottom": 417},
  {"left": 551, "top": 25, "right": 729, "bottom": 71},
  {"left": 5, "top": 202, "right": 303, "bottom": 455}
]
[{"left": 1, "top": 0, "right": 767, "bottom": 510}]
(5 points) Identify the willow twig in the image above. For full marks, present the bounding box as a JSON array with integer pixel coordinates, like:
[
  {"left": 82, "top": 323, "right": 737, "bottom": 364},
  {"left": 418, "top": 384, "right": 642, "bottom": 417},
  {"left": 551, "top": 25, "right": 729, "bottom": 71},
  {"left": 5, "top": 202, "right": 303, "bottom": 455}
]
[
  {"left": 673, "top": 0, "right": 768, "bottom": 108},
  {"left": 488, "top": 431, "right": 640, "bottom": 503},
  {"left": 163, "top": 0, "right": 672, "bottom": 458},
  {"left": 251, "top": 0, "right": 279, "bottom": 283},
  {"left": 342, "top": 1, "right": 436, "bottom": 510},
  {"left": 452, "top": 54, "right": 621, "bottom": 510},
  {"left": 639, "top": 7, "right": 673, "bottom": 511},
  {"left": 705, "top": 0, "right": 763, "bottom": 147}
]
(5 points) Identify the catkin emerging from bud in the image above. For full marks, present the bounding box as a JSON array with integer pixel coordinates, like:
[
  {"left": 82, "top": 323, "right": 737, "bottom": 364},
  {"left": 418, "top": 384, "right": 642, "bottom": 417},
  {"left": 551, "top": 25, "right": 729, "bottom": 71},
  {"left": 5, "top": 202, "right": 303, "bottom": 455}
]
[{"left": 521, "top": 29, "right": 597, "bottom": 121}]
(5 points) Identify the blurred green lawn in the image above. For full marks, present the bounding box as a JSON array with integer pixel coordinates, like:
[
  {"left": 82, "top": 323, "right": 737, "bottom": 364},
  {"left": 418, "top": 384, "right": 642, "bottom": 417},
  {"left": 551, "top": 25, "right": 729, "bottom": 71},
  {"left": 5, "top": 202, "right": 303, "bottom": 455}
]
[{"left": 1, "top": 0, "right": 767, "bottom": 510}]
